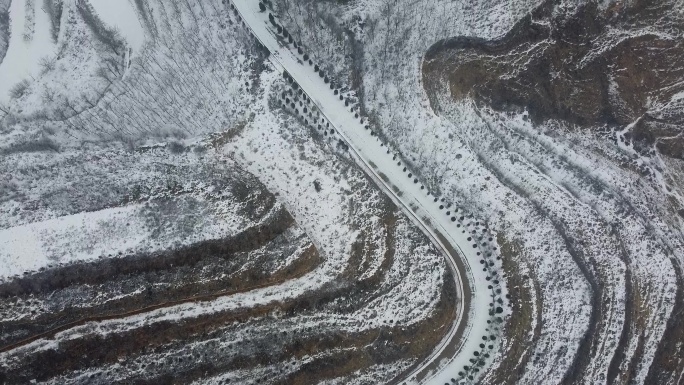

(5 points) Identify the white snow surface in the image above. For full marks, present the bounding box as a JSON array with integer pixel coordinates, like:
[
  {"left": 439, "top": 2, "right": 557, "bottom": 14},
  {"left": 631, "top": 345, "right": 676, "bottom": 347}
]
[
  {"left": 0, "top": 204, "right": 144, "bottom": 278},
  {"left": 0, "top": 0, "right": 57, "bottom": 103},
  {"left": 0, "top": 195, "right": 249, "bottom": 281}
]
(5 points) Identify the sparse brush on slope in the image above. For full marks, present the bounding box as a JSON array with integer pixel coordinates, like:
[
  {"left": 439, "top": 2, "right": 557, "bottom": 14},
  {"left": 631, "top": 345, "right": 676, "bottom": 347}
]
[
  {"left": 75, "top": 0, "right": 125, "bottom": 55},
  {"left": 22, "top": 0, "right": 36, "bottom": 42},
  {"left": 9, "top": 79, "right": 30, "bottom": 100},
  {"left": 54, "top": 0, "right": 263, "bottom": 141},
  {"left": 0, "top": 0, "right": 10, "bottom": 63},
  {"left": 42, "top": 0, "right": 64, "bottom": 43},
  {"left": 268, "top": 0, "right": 684, "bottom": 383}
]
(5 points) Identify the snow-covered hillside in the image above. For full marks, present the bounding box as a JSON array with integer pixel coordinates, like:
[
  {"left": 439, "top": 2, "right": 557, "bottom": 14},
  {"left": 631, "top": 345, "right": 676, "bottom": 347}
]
[
  {"left": 0, "top": 0, "right": 458, "bottom": 383},
  {"left": 267, "top": 0, "right": 684, "bottom": 384},
  {"left": 1, "top": 0, "right": 683, "bottom": 384}
]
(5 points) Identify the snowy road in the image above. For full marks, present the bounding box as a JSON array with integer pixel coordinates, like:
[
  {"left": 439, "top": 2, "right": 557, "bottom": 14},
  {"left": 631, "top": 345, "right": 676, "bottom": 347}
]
[{"left": 230, "top": 1, "right": 503, "bottom": 383}]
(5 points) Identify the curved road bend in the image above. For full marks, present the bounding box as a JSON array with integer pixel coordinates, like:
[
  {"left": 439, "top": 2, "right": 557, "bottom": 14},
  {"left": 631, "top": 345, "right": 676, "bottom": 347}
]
[{"left": 230, "top": 1, "right": 497, "bottom": 384}]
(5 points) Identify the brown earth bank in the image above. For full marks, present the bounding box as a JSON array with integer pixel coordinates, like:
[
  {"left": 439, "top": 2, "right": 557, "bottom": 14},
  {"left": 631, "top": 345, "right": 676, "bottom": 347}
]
[
  {"left": 0, "top": 206, "right": 310, "bottom": 351},
  {"left": 0, "top": 209, "right": 457, "bottom": 384},
  {"left": 485, "top": 234, "right": 539, "bottom": 385},
  {"left": 423, "top": 0, "right": 684, "bottom": 159}
]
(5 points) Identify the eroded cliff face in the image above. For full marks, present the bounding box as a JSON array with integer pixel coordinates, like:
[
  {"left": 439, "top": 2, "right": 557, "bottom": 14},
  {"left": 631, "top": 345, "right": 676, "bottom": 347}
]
[{"left": 424, "top": 0, "right": 684, "bottom": 159}]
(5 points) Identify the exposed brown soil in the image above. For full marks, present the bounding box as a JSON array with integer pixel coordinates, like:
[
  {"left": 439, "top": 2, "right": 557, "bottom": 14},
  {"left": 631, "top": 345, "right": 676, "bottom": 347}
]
[
  {"left": 0, "top": 201, "right": 281, "bottom": 300},
  {"left": 421, "top": 2, "right": 684, "bottom": 382},
  {"left": 397, "top": 225, "right": 467, "bottom": 384},
  {"left": 0, "top": 245, "right": 321, "bottom": 383},
  {"left": 0, "top": 234, "right": 319, "bottom": 356},
  {"left": 486, "top": 234, "right": 540, "bottom": 385},
  {"left": 644, "top": 260, "right": 684, "bottom": 384},
  {"left": 0, "top": 205, "right": 299, "bottom": 344},
  {"left": 0, "top": 206, "right": 457, "bottom": 385},
  {"left": 423, "top": 0, "right": 684, "bottom": 159}
]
